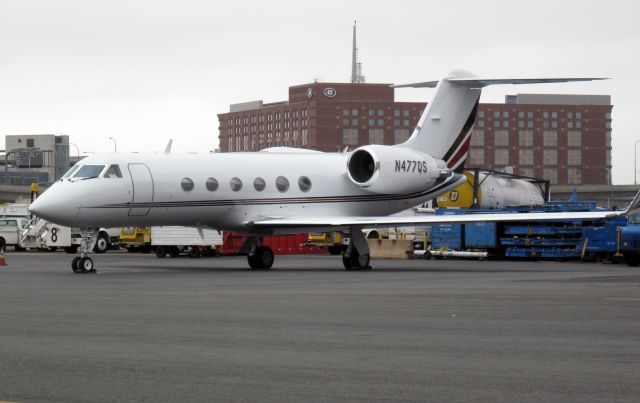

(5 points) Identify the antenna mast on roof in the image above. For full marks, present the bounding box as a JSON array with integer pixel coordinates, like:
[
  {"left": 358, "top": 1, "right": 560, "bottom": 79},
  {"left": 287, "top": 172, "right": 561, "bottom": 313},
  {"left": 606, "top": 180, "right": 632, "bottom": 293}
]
[{"left": 351, "top": 21, "right": 365, "bottom": 83}]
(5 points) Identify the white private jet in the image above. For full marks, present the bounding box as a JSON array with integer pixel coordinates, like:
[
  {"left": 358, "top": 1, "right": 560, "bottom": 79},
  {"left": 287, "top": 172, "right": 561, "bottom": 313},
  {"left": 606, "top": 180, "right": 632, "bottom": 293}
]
[{"left": 29, "top": 70, "right": 640, "bottom": 273}]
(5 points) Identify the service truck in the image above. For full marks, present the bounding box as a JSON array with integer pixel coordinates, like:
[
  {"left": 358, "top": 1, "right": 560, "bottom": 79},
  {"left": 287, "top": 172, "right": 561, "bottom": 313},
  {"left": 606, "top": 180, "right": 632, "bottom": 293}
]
[{"left": 151, "top": 226, "right": 223, "bottom": 258}]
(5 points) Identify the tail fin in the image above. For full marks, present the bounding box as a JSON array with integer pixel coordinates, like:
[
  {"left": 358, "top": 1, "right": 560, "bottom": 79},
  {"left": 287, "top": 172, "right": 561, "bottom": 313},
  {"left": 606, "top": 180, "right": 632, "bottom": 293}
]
[
  {"left": 396, "top": 71, "right": 607, "bottom": 173},
  {"left": 397, "top": 70, "right": 481, "bottom": 173}
]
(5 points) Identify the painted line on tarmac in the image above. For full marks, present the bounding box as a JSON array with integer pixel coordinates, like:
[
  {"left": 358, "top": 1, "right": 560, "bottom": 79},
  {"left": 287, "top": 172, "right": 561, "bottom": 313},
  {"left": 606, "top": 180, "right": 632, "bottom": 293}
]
[{"left": 605, "top": 297, "right": 640, "bottom": 301}]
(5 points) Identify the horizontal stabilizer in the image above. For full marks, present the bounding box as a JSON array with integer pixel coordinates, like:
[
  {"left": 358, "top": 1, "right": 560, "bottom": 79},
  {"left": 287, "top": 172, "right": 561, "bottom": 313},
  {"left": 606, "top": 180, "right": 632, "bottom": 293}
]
[
  {"left": 392, "top": 81, "right": 438, "bottom": 88},
  {"left": 394, "top": 77, "right": 607, "bottom": 89},
  {"left": 625, "top": 190, "right": 640, "bottom": 216}
]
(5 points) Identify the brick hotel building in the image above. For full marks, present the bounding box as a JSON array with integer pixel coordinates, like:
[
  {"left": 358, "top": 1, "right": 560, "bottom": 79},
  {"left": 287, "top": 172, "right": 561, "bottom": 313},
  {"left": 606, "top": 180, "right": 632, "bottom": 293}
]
[{"left": 217, "top": 83, "right": 612, "bottom": 185}]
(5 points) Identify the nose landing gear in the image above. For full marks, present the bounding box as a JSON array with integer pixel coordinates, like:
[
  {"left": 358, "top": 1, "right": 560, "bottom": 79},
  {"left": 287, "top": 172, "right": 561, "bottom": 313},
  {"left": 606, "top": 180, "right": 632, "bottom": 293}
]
[{"left": 71, "top": 228, "right": 98, "bottom": 273}]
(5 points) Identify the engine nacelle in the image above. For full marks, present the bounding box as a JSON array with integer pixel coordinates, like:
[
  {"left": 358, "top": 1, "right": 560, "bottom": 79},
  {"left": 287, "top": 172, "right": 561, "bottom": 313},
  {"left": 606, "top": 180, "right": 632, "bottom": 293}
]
[{"left": 346, "top": 145, "right": 448, "bottom": 194}]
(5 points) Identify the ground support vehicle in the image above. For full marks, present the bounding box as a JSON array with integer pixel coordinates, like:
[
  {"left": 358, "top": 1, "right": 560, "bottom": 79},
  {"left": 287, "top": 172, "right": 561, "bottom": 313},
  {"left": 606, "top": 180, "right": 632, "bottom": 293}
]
[
  {"left": 151, "top": 226, "right": 223, "bottom": 258},
  {"left": 306, "top": 232, "right": 348, "bottom": 255},
  {"left": 620, "top": 213, "right": 640, "bottom": 266},
  {"left": 426, "top": 201, "right": 629, "bottom": 261},
  {"left": 119, "top": 227, "right": 152, "bottom": 253}
]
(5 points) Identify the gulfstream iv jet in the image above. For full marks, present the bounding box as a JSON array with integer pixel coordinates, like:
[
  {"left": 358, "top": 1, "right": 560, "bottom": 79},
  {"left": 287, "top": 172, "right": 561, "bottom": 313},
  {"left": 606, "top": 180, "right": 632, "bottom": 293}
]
[{"left": 29, "top": 71, "right": 639, "bottom": 272}]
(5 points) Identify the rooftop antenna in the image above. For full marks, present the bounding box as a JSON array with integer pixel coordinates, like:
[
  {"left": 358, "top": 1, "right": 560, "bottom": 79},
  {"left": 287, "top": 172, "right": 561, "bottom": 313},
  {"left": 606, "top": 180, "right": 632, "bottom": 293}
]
[{"left": 351, "top": 21, "right": 365, "bottom": 83}]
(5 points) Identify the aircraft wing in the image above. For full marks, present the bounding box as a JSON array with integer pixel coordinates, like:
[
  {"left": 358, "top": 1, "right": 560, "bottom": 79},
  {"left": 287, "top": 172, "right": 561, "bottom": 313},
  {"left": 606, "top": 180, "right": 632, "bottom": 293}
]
[
  {"left": 248, "top": 191, "right": 640, "bottom": 230},
  {"left": 248, "top": 210, "right": 621, "bottom": 229}
]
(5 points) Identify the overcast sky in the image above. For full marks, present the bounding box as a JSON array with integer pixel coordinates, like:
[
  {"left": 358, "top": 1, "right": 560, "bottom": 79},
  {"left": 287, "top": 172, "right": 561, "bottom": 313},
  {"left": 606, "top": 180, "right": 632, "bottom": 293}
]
[{"left": 1, "top": 0, "right": 639, "bottom": 183}]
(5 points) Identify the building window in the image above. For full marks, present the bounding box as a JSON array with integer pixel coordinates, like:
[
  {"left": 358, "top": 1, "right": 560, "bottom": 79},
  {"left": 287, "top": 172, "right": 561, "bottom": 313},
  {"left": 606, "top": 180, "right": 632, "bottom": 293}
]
[
  {"left": 351, "top": 109, "right": 358, "bottom": 116},
  {"left": 568, "top": 149, "right": 581, "bottom": 165},
  {"left": 394, "top": 129, "right": 410, "bottom": 144},
  {"left": 206, "top": 177, "right": 219, "bottom": 191},
  {"left": 369, "top": 128, "right": 384, "bottom": 144},
  {"left": 478, "top": 111, "right": 484, "bottom": 118},
  {"left": 568, "top": 168, "right": 582, "bottom": 185},
  {"left": 495, "top": 149, "right": 509, "bottom": 165},
  {"left": 519, "top": 167, "right": 534, "bottom": 177},
  {"left": 393, "top": 110, "right": 400, "bottom": 117},
  {"left": 568, "top": 130, "right": 581, "bottom": 147},
  {"left": 543, "top": 149, "right": 557, "bottom": 165},
  {"left": 519, "top": 149, "right": 533, "bottom": 165},
  {"left": 469, "top": 149, "right": 484, "bottom": 165},
  {"left": 298, "top": 176, "right": 312, "bottom": 192},
  {"left": 494, "top": 120, "right": 500, "bottom": 128},
  {"left": 494, "top": 130, "right": 509, "bottom": 146},
  {"left": 343, "top": 128, "right": 358, "bottom": 145},
  {"left": 471, "top": 130, "right": 484, "bottom": 146},
  {"left": 403, "top": 110, "right": 409, "bottom": 117},
  {"left": 181, "top": 178, "right": 194, "bottom": 192},
  {"left": 519, "top": 130, "right": 533, "bottom": 146},
  {"left": 543, "top": 167, "right": 558, "bottom": 184},
  {"left": 478, "top": 120, "right": 484, "bottom": 128},
  {"left": 342, "top": 109, "right": 349, "bottom": 116},
  {"left": 275, "top": 176, "right": 289, "bottom": 192},
  {"left": 543, "top": 130, "right": 557, "bottom": 147},
  {"left": 494, "top": 111, "right": 500, "bottom": 118},
  {"left": 26, "top": 139, "right": 35, "bottom": 148}
]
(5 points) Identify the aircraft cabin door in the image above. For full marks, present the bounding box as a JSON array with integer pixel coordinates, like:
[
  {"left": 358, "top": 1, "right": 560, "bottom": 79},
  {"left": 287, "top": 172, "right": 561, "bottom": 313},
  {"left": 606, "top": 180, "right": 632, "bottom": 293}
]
[{"left": 128, "top": 163, "right": 154, "bottom": 216}]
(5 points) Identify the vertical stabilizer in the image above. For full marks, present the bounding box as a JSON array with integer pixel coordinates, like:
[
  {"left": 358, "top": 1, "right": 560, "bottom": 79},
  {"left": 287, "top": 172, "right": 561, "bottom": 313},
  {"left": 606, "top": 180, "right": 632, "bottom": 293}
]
[{"left": 398, "top": 70, "right": 481, "bottom": 173}]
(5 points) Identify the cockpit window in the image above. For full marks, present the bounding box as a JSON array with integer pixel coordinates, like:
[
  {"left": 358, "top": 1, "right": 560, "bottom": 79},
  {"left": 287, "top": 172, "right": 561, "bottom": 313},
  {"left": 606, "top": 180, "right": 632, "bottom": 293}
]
[
  {"left": 61, "top": 164, "right": 80, "bottom": 179},
  {"left": 72, "top": 165, "right": 105, "bottom": 179},
  {"left": 103, "top": 165, "right": 123, "bottom": 178}
]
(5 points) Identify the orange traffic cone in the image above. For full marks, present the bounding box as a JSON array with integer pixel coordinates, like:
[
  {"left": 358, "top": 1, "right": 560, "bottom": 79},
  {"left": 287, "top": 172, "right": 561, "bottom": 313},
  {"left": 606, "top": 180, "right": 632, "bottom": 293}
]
[{"left": 0, "top": 241, "right": 6, "bottom": 266}]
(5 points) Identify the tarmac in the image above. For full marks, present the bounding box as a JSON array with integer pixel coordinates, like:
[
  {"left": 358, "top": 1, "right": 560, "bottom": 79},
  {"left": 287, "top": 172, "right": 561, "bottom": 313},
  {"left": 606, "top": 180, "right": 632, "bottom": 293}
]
[{"left": 1, "top": 252, "right": 639, "bottom": 402}]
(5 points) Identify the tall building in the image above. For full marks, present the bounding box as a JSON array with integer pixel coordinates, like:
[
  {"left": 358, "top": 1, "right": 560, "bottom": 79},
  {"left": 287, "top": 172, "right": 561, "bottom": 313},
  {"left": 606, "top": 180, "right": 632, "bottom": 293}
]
[
  {"left": 2, "top": 134, "right": 70, "bottom": 185},
  {"left": 217, "top": 83, "right": 612, "bottom": 185}
]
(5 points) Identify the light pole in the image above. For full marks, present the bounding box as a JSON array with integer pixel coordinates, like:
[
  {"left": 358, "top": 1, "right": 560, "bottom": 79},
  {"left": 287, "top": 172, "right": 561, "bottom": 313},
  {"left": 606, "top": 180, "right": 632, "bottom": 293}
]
[
  {"left": 108, "top": 137, "right": 117, "bottom": 153},
  {"left": 69, "top": 142, "right": 80, "bottom": 160},
  {"left": 635, "top": 139, "right": 640, "bottom": 185}
]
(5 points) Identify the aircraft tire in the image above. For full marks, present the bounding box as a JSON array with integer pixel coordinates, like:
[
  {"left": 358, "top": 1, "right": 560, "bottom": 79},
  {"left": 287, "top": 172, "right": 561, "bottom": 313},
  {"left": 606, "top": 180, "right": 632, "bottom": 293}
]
[
  {"left": 343, "top": 249, "right": 371, "bottom": 270},
  {"left": 79, "top": 257, "right": 96, "bottom": 273},
  {"left": 71, "top": 257, "right": 82, "bottom": 273},
  {"left": 248, "top": 246, "right": 274, "bottom": 269},
  {"left": 94, "top": 233, "right": 109, "bottom": 254}
]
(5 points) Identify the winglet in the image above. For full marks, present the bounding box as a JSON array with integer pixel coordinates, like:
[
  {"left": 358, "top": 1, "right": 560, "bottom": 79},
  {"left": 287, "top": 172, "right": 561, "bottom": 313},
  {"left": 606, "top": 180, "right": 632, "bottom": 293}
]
[
  {"left": 164, "top": 139, "right": 173, "bottom": 154},
  {"left": 624, "top": 191, "right": 640, "bottom": 216}
]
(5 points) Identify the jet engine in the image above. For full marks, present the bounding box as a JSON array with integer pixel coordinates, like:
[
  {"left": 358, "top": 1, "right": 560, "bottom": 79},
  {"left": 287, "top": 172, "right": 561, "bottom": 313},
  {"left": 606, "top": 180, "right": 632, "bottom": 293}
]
[{"left": 346, "top": 145, "right": 449, "bottom": 194}]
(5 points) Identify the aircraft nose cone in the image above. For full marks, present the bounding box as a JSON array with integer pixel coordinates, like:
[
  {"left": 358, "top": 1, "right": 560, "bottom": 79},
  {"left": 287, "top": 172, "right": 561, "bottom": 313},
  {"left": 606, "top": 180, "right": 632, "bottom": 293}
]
[
  {"left": 28, "top": 195, "right": 54, "bottom": 220},
  {"left": 28, "top": 185, "right": 70, "bottom": 224}
]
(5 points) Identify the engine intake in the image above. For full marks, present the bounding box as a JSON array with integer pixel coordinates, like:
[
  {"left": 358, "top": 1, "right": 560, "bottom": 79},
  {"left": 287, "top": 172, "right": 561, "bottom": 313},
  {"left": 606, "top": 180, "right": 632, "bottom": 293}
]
[{"left": 348, "top": 149, "right": 377, "bottom": 184}]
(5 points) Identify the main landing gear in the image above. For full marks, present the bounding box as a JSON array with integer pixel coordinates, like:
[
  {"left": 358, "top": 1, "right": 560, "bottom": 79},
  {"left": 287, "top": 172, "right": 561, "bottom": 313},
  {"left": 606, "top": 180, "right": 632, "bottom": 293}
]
[
  {"left": 246, "top": 237, "right": 274, "bottom": 270},
  {"left": 71, "top": 228, "right": 98, "bottom": 273},
  {"left": 342, "top": 227, "right": 372, "bottom": 270}
]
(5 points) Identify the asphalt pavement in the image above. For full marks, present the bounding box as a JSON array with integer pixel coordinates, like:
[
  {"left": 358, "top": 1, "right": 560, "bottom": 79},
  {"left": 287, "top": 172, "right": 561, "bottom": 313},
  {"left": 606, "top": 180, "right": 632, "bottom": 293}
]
[{"left": 1, "top": 252, "right": 639, "bottom": 402}]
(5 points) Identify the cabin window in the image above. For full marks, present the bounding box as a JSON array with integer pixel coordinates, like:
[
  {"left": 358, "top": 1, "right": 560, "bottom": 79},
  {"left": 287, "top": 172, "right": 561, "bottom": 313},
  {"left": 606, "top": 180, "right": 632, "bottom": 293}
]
[
  {"left": 275, "top": 176, "right": 289, "bottom": 193},
  {"left": 72, "top": 165, "right": 105, "bottom": 179},
  {"left": 298, "top": 176, "right": 312, "bottom": 192},
  {"left": 181, "top": 178, "right": 194, "bottom": 191},
  {"left": 230, "top": 177, "right": 243, "bottom": 191},
  {"left": 253, "top": 177, "right": 266, "bottom": 191},
  {"left": 206, "top": 177, "right": 219, "bottom": 191},
  {"left": 103, "top": 165, "right": 123, "bottom": 178},
  {"left": 61, "top": 164, "right": 80, "bottom": 179}
]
